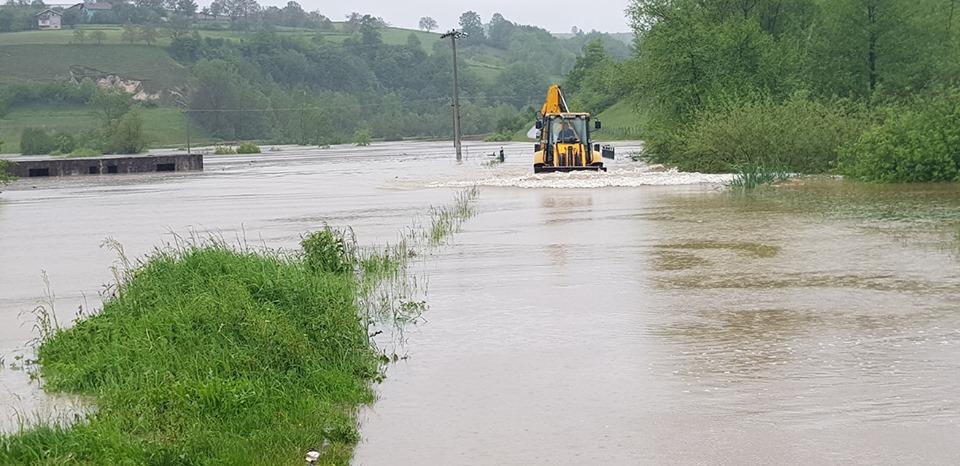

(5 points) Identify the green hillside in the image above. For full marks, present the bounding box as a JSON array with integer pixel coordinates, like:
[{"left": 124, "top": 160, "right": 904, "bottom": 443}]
[
  {"left": 0, "top": 44, "right": 187, "bottom": 92},
  {"left": 594, "top": 100, "right": 646, "bottom": 141}
]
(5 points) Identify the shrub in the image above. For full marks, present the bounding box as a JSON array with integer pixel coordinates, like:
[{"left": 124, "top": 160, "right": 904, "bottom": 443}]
[
  {"left": 19, "top": 127, "right": 56, "bottom": 155},
  {"left": 647, "top": 95, "right": 865, "bottom": 174},
  {"left": 353, "top": 128, "right": 372, "bottom": 147},
  {"left": 840, "top": 93, "right": 960, "bottom": 183},
  {"left": 236, "top": 142, "right": 261, "bottom": 154},
  {"left": 213, "top": 145, "right": 237, "bottom": 155},
  {"left": 484, "top": 132, "right": 514, "bottom": 142},
  {"left": 0, "top": 159, "right": 14, "bottom": 185},
  {"left": 52, "top": 132, "right": 77, "bottom": 154}
]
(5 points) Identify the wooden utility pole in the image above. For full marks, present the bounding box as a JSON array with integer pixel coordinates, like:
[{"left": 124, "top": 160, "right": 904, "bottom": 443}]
[{"left": 441, "top": 30, "right": 465, "bottom": 162}]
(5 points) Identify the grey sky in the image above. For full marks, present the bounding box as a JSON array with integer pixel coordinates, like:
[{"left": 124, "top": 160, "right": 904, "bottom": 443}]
[{"left": 291, "top": 1, "right": 633, "bottom": 34}]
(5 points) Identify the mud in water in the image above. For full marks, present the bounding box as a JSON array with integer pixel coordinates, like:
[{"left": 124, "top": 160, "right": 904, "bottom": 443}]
[{"left": 1, "top": 142, "right": 959, "bottom": 464}]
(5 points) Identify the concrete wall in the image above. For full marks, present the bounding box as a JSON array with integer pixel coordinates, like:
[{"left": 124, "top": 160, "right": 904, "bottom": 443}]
[{"left": 4, "top": 154, "right": 203, "bottom": 178}]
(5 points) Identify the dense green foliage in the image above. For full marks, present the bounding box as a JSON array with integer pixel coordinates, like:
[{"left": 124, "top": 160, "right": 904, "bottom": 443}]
[
  {"left": 11, "top": 89, "right": 146, "bottom": 155},
  {"left": 841, "top": 91, "right": 960, "bottom": 182},
  {"left": 0, "top": 80, "right": 99, "bottom": 117},
  {"left": 236, "top": 141, "right": 261, "bottom": 154},
  {"left": 18, "top": 127, "right": 51, "bottom": 155},
  {"left": 648, "top": 95, "right": 866, "bottom": 173},
  {"left": 619, "top": 0, "right": 960, "bottom": 181},
  {"left": 0, "top": 237, "right": 380, "bottom": 465}
]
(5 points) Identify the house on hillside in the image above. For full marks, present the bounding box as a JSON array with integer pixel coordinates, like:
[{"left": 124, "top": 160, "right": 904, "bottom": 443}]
[{"left": 35, "top": 9, "right": 63, "bottom": 30}]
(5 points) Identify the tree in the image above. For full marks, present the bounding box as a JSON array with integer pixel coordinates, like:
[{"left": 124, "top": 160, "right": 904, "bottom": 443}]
[
  {"left": 175, "top": 0, "right": 197, "bottom": 16},
  {"left": 121, "top": 24, "right": 138, "bottom": 43},
  {"left": 418, "top": 16, "right": 437, "bottom": 32},
  {"left": 91, "top": 90, "right": 133, "bottom": 127},
  {"left": 812, "top": 0, "right": 928, "bottom": 97},
  {"left": 138, "top": 24, "right": 158, "bottom": 45},
  {"left": 495, "top": 63, "right": 548, "bottom": 107},
  {"left": 487, "top": 13, "right": 513, "bottom": 48},
  {"left": 108, "top": 107, "right": 146, "bottom": 154},
  {"left": 73, "top": 28, "right": 86, "bottom": 45},
  {"left": 459, "top": 11, "right": 485, "bottom": 44},
  {"left": 91, "top": 30, "right": 107, "bottom": 45},
  {"left": 208, "top": 0, "right": 224, "bottom": 17}
]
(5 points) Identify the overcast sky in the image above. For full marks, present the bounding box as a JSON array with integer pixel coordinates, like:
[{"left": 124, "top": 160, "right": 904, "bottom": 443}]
[{"left": 289, "top": 1, "right": 633, "bottom": 33}]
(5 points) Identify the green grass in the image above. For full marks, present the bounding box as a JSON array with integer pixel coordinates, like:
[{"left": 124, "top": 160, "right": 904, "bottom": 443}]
[
  {"left": 0, "top": 105, "right": 213, "bottom": 154},
  {"left": 594, "top": 99, "right": 648, "bottom": 141},
  {"left": 0, "top": 44, "right": 188, "bottom": 92},
  {"left": 0, "top": 27, "right": 131, "bottom": 46},
  {"left": 0, "top": 233, "right": 382, "bottom": 465}
]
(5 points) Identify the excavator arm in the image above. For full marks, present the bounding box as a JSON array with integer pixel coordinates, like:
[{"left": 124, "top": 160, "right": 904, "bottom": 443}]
[{"left": 540, "top": 85, "right": 569, "bottom": 115}]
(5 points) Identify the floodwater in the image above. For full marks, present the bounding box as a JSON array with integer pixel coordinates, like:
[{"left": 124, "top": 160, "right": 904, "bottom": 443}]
[{"left": 1, "top": 142, "right": 959, "bottom": 464}]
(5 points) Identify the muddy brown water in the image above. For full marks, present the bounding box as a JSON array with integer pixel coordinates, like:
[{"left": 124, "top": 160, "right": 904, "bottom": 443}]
[{"left": 1, "top": 142, "right": 959, "bottom": 464}]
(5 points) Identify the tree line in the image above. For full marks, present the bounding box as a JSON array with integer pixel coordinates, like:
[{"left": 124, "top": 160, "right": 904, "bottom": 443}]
[{"left": 603, "top": 0, "right": 960, "bottom": 182}]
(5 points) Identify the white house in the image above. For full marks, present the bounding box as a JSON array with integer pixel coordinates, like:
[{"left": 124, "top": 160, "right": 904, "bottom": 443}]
[{"left": 36, "top": 9, "right": 63, "bottom": 30}]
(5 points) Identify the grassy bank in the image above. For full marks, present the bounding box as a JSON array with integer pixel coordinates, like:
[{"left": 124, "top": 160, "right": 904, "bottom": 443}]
[
  {"left": 0, "top": 188, "right": 481, "bottom": 464},
  {"left": 0, "top": 234, "right": 380, "bottom": 465}
]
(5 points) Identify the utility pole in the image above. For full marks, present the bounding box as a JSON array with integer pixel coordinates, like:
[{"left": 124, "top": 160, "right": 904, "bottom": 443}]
[
  {"left": 185, "top": 110, "right": 191, "bottom": 155},
  {"left": 441, "top": 29, "right": 465, "bottom": 162}
]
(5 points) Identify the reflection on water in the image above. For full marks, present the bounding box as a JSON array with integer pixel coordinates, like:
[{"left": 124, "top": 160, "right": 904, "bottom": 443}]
[{"left": 1, "top": 143, "right": 959, "bottom": 464}]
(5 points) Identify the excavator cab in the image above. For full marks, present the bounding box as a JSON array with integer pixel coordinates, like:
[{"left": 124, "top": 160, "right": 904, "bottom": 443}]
[{"left": 533, "top": 85, "right": 613, "bottom": 173}]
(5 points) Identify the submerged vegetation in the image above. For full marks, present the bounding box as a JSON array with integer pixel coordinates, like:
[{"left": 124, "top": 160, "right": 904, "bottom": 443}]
[
  {"left": 0, "top": 188, "right": 481, "bottom": 465},
  {"left": 236, "top": 142, "right": 262, "bottom": 154},
  {"left": 729, "top": 162, "right": 792, "bottom": 192},
  {"left": 428, "top": 187, "right": 479, "bottom": 245}
]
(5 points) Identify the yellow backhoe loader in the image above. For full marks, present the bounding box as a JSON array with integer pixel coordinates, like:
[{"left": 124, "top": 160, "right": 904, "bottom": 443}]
[{"left": 533, "top": 85, "right": 614, "bottom": 173}]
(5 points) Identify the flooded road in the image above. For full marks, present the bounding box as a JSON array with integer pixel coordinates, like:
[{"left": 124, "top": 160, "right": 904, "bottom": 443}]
[{"left": 2, "top": 142, "right": 959, "bottom": 464}]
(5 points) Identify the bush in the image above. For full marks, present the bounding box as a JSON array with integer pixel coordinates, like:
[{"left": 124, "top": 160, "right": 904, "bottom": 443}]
[
  {"left": 236, "top": 142, "right": 261, "bottom": 154},
  {"left": 106, "top": 107, "right": 146, "bottom": 154},
  {"left": 19, "top": 128, "right": 57, "bottom": 155},
  {"left": 647, "top": 95, "right": 865, "bottom": 174},
  {"left": 840, "top": 93, "right": 960, "bottom": 183},
  {"left": 213, "top": 145, "right": 237, "bottom": 155},
  {"left": 0, "top": 159, "right": 14, "bottom": 185},
  {"left": 484, "top": 132, "right": 514, "bottom": 142},
  {"left": 52, "top": 132, "right": 77, "bottom": 154},
  {"left": 353, "top": 128, "right": 372, "bottom": 147}
]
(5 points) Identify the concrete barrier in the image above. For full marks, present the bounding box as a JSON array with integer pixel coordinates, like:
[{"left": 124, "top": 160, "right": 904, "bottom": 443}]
[{"left": 2, "top": 153, "right": 203, "bottom": 178}]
